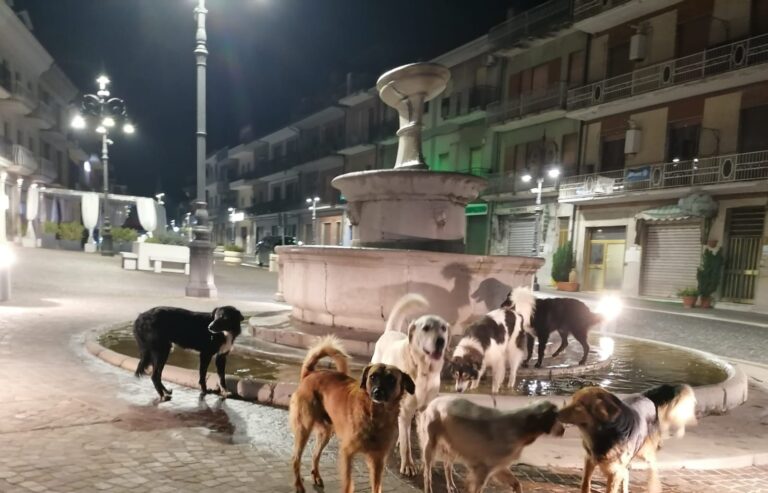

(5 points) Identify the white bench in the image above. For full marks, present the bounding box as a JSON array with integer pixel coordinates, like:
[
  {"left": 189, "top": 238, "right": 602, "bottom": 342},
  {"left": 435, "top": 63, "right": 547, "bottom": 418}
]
[
  {"left": 121, "top": 252, "right": 139, "bottom": 270},
  {"left": 150, "top": 256, "right": 190, "bottom": 275}
]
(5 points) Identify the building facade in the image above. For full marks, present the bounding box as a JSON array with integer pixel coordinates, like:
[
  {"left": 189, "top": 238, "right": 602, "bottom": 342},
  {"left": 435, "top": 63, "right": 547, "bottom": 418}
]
[{"left": 0, "top": 1, "right": 90, "bottom": 243}]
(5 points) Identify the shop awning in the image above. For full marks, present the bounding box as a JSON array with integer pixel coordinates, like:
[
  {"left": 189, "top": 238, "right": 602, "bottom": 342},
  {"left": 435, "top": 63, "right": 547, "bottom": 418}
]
[{"left": 635, "top": 205, "right": 692, "bottom": 221}]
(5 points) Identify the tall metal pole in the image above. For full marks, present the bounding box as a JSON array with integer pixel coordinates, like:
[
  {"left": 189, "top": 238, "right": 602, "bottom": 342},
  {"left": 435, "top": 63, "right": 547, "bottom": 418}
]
[
  {"left": 186, "top": 0, "right": 217, "bottom": 297},
  {"left": 312, "top": 202, "right": 317, "bottom": 245},
  {"left": 100, "top": 133, "right": 114, "bottom": 256},
  {"left": 532, "top": 177, "right": 543, "bottom": 291}
]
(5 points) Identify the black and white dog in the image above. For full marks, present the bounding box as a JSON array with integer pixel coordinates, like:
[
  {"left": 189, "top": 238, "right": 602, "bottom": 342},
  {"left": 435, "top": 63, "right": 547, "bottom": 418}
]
[
  {"left": 448, "top": 307, "right": 526, "bottom": 394},
  {"left": 133, "top": 306, "right": 244, "bottom": 401},
  {"left": 503, "top": 287, "right": 603, "bottom": 368}
]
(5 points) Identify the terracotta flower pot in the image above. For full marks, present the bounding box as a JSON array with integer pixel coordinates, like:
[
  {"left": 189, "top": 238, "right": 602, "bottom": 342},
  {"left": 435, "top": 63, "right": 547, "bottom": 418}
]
[
  {"left": 556, "top": 281, "right": 580, "bottom": 292},
  {"left": 682, "top": 296, "right": 697, "bottom": 308},
  {"left": 699, "top": 296, "right": 713, "bottom": 309}
]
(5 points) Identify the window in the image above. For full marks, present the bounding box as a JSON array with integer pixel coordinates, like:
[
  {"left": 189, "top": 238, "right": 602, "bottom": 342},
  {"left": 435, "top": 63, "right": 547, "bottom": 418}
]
[
  {"left": 440, "top": 97, "right": 451, "bottom": 119},
  {"left": 2, "top": 121, "right": 9, "bottom": 138},
  {"left": 270, "top": 184, "right": 282, "bottom": 201},
  {"left": 507, "top": 72, "right": 522, "bottom": 100},
  {"left": 43, "top": 142, "right": 51, "bottom": 159},
  {"left": 255, "top": 226, "right": 263, "bottom": 241},
  {"left": 601, "top": 137, "right": 626, "bottom": 172},
  {"left": 271, "top": 225, "right": 279, "bottom": 236},
  {"left": 754, "top": 0, "right": 768, "bottom": 35},
  {"left": 28, "top": 137, "right": 35, "bottom": 154},
  {"left": 285, "top": 181, "right": 297, "bottom": 201},
  {"left": 561, "top": 133, "right": 578, "bottom": 174},
  {"left": 558, "top": 218, "right": 570, "bottom": 248},
  {"left": 607, "top": 42, "right": 631, "bottom": 78},
  {"left": 677, "top": 17, "right": 711, "bottom": 57},
  {"left": 436, "top": 152, "right": 450, "bottom": 171},
  {"left": 739, "top": 105, "right": 768, "bottom": 153},
  {"left": 567, "top": 50, "right": 585, "bottom": 87},
  {"left": 469, "top": 147, "right": 484, "bottom": 174},
  {"left": 667, "top": 124, "right": 700, "bottom": 161}
]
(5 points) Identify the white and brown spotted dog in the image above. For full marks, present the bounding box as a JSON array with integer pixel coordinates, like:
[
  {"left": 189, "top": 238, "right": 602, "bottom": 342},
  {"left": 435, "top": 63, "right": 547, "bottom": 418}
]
[
  {"left": 449, "top": 307, "right": 526, "bottom": 394},
  {"left": 370, "top": 293, "right": 450, "bottom": 476}
]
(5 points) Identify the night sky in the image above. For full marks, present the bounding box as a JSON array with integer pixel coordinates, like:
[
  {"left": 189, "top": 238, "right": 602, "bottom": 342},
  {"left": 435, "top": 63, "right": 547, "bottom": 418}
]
[{"left": 18, "top": 0, "right": 537, "bottom": 215}]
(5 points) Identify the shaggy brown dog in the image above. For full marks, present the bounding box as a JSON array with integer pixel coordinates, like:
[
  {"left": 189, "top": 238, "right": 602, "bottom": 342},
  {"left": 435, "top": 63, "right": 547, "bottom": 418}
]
[
  {"left": 290, "top": 336, "right": 415, "bottom": 493},
  {"left": 558, "top": 385, "right": 697, "bottom": 493}
]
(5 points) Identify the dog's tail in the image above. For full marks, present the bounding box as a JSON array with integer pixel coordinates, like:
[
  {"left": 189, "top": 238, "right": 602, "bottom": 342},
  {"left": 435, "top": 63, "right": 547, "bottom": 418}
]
[
  {"left": 385, "top": 294, "right": 429, "bottom": 333},
  {"left": 133, "top": 317, "right": 151, "bottom": 378},
  {"left": 643, "top": 383, "right": 698, "bottom": 438},
  {"left": 300, "top": 336, "right": 350, "bottom": 380},
  {"left": 509, "top": 287, "right": 536, "bottom": 334},
  {"left": 135, "top": 352, "right": 151, "bottom": 378}
]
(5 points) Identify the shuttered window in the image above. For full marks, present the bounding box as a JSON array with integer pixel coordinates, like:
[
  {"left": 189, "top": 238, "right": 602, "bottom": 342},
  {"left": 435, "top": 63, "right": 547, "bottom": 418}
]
[
  {"left": 640, "top": 223, "right": 701, "bottom": 298},
  {"left": 505, "top": 217, "right": 536, "bottom": 257}
]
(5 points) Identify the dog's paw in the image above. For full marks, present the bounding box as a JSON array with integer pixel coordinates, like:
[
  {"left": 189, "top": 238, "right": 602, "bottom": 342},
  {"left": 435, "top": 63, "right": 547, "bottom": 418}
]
[
  {"left": 521, "top": 362, "right": 529, "bottom": 368},
  {"left": 159, "top": 394, "right": 172, "bottom": 402},
  {"left": 311, "top": 469, "right": 323, "bottom": 487},
  {"left": 217, "top": 387, "right": 232, "bottom": 399},
  {"left": 534, "top": 362, "right": 542, "bottom": 368},
  {"left": 400, "top": 461, "right": 419, "bottom": 477}
]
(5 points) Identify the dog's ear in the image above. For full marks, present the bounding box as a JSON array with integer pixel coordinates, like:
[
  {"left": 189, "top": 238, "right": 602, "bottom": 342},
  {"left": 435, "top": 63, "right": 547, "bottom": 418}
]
[
  {"left": 211, "top": 308, "right": 219, "bottom": 320},
  {"left": 407, "top": 321, "right": 416, "bottom": 343},
  {"left": 594, "top": 393, "right": 622, "bottom": 423},
  {"left": 360, "top": 365, "right": 372, "bottom": 389},
  {"left": 401, "top": 372, "right": 416, "bottom": 395},
  {"left": 501, "top": 292, "right": 512, "bottom": 309}
]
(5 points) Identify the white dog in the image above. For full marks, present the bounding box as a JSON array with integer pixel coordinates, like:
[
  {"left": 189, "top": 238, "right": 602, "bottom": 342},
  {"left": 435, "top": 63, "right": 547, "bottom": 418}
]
[
  {"left": 370, "top": 293, "right": 450, "bottom": 476},
  {"left": 449, "top": 308, "right": 525, "bottom": 394},
  {"left": 419, "top": 396, "right": 565, "bottom": 493}
]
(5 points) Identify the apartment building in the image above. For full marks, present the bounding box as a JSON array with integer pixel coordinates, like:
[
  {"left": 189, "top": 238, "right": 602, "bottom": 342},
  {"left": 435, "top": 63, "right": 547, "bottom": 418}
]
[
  {"left": 0, "top": 1, "right": 89, "bottom": 242},
  {"left": 560, "top": 0, "right": 768, "bottom": 310}
]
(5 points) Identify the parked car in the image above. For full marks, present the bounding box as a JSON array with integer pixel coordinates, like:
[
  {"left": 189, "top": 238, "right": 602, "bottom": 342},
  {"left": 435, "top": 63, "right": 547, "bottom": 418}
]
[{"left": 255, "top": 235, "right": 299, "bottom": 266}]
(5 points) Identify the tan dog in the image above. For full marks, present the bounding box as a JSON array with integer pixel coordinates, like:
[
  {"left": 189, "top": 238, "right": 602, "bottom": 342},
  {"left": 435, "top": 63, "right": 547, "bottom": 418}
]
[
  {"left": 290, "top": 336, "right": 415, "bottom": 493},
  {"left": 559, "top": 385, "right": 696, "bottom": 493}
]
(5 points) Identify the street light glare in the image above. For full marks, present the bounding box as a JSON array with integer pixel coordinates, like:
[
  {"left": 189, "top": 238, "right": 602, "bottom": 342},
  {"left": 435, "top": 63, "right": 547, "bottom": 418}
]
[
  {"left": 71, "top": 114, "right": 86, "bottom": 130},
  {"left": 548, "top": 167, "right": 561, "bottom": 178},
  {"left": 84, "top": 161, "right": 92, "bottom": 173},
  {"left": 96, "top": 75, "right": 110, "bottom": 87},
  {"left": 95, "top": 125, "right": 107, "bottom": 134},
  {"left": 102, "top": 117, "right": 116, "bottom": 128},
  {"left": 313, "top": 196, "right": 320, "bottom": 202},
  {"left": 123, "top": 122, "right": 135, "bottom": 134},
  {"left": 521, "top": 173, "right": 532, "bottom": 183},
  {"left": 306, "top": 198, "right": 312, "bottom": 204}
]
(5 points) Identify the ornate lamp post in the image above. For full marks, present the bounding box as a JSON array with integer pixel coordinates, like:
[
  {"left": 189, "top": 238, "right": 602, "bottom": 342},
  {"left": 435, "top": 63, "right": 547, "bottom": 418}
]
[
  {"left": 71, "top": 75, "right": 134, "bottom": 257},
  {"left": 521, "top": 165, "right": 560, "bottom": 291},
  {"left": 186, "top": 0, "right": 217, "bottom": 297},
  {"left": 306, "top": 196, "right": 320, "bottom": 245}
]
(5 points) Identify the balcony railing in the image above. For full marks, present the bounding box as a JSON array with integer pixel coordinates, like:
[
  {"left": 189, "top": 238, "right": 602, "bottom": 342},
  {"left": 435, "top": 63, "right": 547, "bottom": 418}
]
[
  {"left": 573, "top": 0, "right": 632, "bottom": 21},
  {"left": 488, "top": 0, "right": 572, "bottom": 52},
  {"left": 487, "top": 82, "right": 567, "bottom": 125},
  {"left": 568, "top": 33, "right": 768, "bottom": 111},
  {"left": 442, "top": 85, "right": 500, "bottom": 121},
  {"left": 559, "top": 150, "right": 768, "bottom": 201},
  {"left": 481, "top": 172, "right": 537, "bottom": 196},
  {"left": 11, "top": 144, "right": 39, "bottom": 174}
]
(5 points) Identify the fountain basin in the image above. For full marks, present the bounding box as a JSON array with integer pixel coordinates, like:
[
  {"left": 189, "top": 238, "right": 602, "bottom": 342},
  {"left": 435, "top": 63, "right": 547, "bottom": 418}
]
[
  {"left": 332, "top": 169, "right": 487, "bottom": 252},
  {"left": 276, "top": 245, "right": 543, "bottom": 333}
]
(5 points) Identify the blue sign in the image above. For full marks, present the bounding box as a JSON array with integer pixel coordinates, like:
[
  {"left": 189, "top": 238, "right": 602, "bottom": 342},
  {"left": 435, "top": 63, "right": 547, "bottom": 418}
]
[{"left": 625, "top": 166, "right": 651, "bottom": 182}]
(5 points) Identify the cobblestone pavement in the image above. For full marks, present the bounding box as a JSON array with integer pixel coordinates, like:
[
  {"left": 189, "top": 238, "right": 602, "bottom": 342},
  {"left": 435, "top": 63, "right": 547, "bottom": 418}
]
[{"left": 1, "top": 248, "right": 768, "bottom": 492}]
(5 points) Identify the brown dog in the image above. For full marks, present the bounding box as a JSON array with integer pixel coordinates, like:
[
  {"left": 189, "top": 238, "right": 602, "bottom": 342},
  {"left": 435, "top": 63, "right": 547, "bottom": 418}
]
[
  {"left": 558, "top": 385, "right": 696, "bottom": 493},
  {"left": 290, "top": 336, "right": 415, "bottom": 493}
]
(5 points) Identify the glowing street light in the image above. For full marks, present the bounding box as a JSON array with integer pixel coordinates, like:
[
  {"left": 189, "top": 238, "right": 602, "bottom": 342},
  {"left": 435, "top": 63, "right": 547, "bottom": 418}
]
[{"left": 71, "top": 114, "right": 86, "bottom": 130}]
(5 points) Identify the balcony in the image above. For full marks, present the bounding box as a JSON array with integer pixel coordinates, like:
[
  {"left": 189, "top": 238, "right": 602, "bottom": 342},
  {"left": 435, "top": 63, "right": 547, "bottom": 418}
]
[
  {"left": 487, "top": 82, "right": 567, "bottom": 128},
  {"left": 0, "top": 65, "right": 10, "bottom": 99},
  {"left": 559, "top": 150, "right": 768, "bottom": 202},
  {"left": 26, "top": 100, "right": 57, "bottom": 129},
  {"left": 488, "top": 0, "right": 572, "bottom": 55},
  {"left": 441, "top": 85, "right": 500, "bottom": 124},
  {"left": 33, "top": 157, "right": 58, "bottom": 184},
  {"left": 0, "top": 79, "right": 36, "bottom": 115},
  {"left": 9, "top": 145, "right": 39, "bottom": 176},
  {"left": 481, "top": 172, "right": 539, "bottom": 198},
  {"left": 573, "top": 0, "right": 683, "bottom": 33},
  {"left": 0, "top": 137, "right": 12, "bottom": 167},
  {"left": 567, "top": 33, "right": 768, "bottom": 118},
  {"left": 247, "top": 198, "right": 305, "bottom": 216}
]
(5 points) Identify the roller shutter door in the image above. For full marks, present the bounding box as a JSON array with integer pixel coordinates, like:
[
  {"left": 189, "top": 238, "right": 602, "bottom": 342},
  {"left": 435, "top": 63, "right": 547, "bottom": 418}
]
[
  {"left": 505, "top": 217, "right": 535, "bottom": 256},
  {"left": 640, "top": 223, "right": 701, "bottom": 298}
]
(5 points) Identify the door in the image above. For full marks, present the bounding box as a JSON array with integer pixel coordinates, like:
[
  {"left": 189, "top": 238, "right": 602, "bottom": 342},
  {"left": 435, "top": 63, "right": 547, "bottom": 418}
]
[
  {"left": 640, "top": 223, "right": 701, "bottom": 298},
  {"left": 466, "top": 215, "right": 488, "bottom": 255},
  {"left": 322, "top": 222, "right": 331, "bottom": 245},
  {"left": 585, "top": 227, "right": 626, "bottom": 291},
  {"left": 505, "top": 216, "right": 536, "bottom": 256},
  {"left": 722, "top": 207, "right": 766, "bottom": 303}
]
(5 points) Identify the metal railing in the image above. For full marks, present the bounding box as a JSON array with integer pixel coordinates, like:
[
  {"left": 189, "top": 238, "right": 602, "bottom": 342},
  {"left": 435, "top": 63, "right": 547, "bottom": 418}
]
[
  {"left": 573, "top": 0, "right": 632, "bottom": 21},
  {"left": 559, "top": 150, "right": 768, "bottom": 201},
  {"left": 568, "top": 33, "right": 768, "bottom": 110},
  {"left": 441, "top": 85, "right": 500, "bottom": 121},
  {"left": 11, "top": 144, "right": 39, "bottom": 174},
  {"left": 481, "top": 172, "right": 536, "bottom": 196},
  {"left": 488, "top": 0, "right": 572, "bottom": 51},
  {"left": 487, "top": 82, "right": 567, "bottom": 125}
]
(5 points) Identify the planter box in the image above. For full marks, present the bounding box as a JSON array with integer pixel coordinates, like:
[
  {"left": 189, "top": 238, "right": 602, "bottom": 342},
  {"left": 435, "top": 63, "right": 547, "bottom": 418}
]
[
  {"left": 556, "top": 281, "right": 580, "bottom": 292},
  {"left": 59, "top": 239, "right": 82, "bottom": 251},
  {"left": 132, "top": 242, "right": 190, "bottom": 271},
  {"left": 40, "top": 234, "right": 58, "bottom": 249},
  {"left": 223, "top": 251, "right": 243, "bottom": 265},
  {"left": 114, "top": 241, "right": 133, "bottom": 253}
]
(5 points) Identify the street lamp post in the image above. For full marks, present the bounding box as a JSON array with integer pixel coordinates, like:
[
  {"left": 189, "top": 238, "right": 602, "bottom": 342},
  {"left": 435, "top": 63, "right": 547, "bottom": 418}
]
[
  {"left": 186, "top": 0, "right": 217, "bottom": 298},
  {"left": 522, "top": 166, "right": 560, "bottom": 291},
  {"left": 306, "top": 196, "right": 320, "bottom": 245},
  {"left": 71, "top": 75, "right": 134, "bottom": 257}
]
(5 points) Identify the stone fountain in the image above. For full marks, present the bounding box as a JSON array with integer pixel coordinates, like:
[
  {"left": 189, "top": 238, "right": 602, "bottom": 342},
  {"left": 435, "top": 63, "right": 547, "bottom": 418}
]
[{"left": 277, "top": 63, "right": 543, "bottom": 333}]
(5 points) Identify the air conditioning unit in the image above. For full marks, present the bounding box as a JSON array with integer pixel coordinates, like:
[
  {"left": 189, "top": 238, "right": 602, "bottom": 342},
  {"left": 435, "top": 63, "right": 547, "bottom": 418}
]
[
  {"left": 485, "top": 54, "right": 498, "bottom": 67},
  {"left": 630, "top": 33, "right": 647, "bottom": 61},
  {"left": 625, "top": 127, "right": 642, "bottom": 154}
]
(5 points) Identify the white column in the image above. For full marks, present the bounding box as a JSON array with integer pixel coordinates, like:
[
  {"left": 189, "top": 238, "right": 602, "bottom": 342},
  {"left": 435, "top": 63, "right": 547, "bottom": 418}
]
[{"left": 0, "top": 172, "right": 6, "bottom": 242}]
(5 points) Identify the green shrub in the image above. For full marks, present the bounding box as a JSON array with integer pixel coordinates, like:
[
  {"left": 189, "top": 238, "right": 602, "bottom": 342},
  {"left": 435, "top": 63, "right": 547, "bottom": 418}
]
[
  {"left": 43, "top": 221, "right": 59, "bottom": 235},
  {"left": 224, "top": 244, "right": 244, "bottom": 253},
  {"left": 697, "top": 249, "right": 724, "bottom": 298},
  {"left": 58, "top": 222, "right": 85, "bottom": 241},
  {"left": 676, "top": 287, "right": 699, "bottom": 297},
  {"left": 551, "top": 241, "right": 574, "bottom": 282},
  {"left": 111, "top": 227, "right": 138, "bottom": 243},
  {"left": 146, "top": 233, "right": 187, "bottom": 246}
]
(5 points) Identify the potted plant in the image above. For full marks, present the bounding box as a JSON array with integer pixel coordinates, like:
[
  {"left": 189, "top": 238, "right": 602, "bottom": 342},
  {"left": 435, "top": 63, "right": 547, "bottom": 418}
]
[
  {"left": 58, "top": 222, "right": 85, "bottom": 251},
  {"left": 223, "top": 243, "right": 244, "bottom": 265},
  {"left": 677, "top": 287, "right": 699, "bottom": 308},
  {"left": 41, "top": 221, "right": 59, "bottom": 249},
  {"left": 111, "top": 227, "right": 138, "bottom": 253},
  {"left": 697, "top": 249, "right": 724, "bottom": 309},
  {"left": 552, "top": 241, "right": 579, "bottom": 291}
]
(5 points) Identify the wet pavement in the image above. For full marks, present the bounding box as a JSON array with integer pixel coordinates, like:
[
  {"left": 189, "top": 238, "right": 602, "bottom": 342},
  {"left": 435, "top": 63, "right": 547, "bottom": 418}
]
[{"left": 1, "top": 247, "right": 768, "bottom": 492}]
